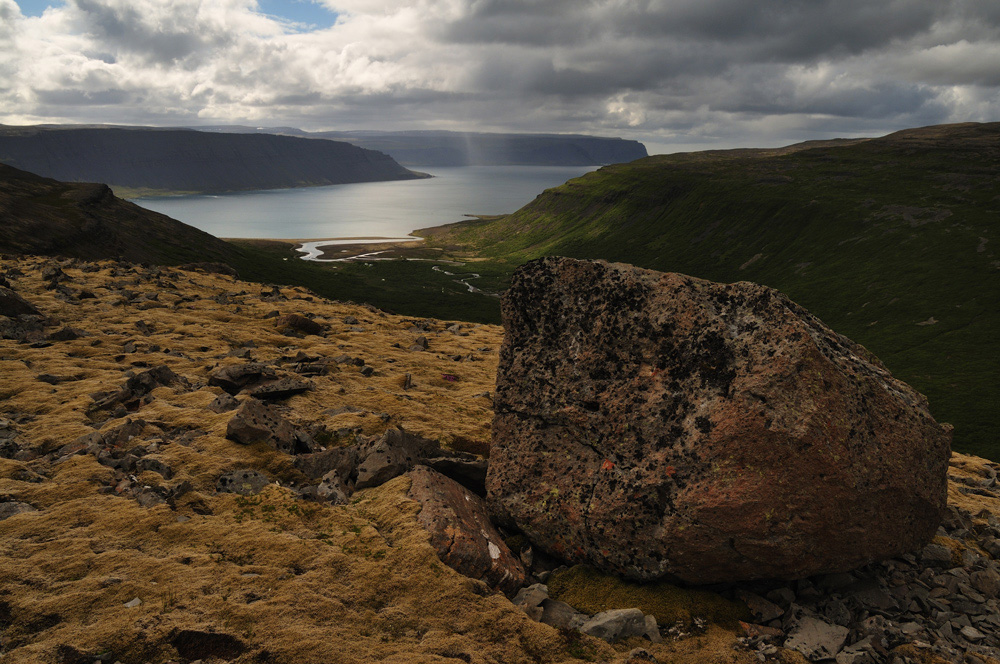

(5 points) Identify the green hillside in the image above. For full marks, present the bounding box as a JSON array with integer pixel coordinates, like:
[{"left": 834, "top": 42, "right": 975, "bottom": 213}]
[{"left": 421, "top": 122, "right": 1000, "bottom": 459}]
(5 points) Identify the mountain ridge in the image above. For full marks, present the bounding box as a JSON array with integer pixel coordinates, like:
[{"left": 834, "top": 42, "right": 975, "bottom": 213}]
[{"left": 0, "top": 125, "right": 425, "bottom": 196}]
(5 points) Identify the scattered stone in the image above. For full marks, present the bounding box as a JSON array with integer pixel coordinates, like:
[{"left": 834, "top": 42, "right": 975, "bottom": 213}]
[
  {"left": 216, "top": 469, "right": 270, "bottom": 496},
  {"left": 0, "top": 286, "right": 40, "bottom": 317},
  {"left": 355, "top": 427, "right": 440, "bottom": 490},
  {"left": 579, "top": 608, "right": 648, "bottom": 643},
  {"left": 407, "top": 465, "right": 525, "bottom": 597},
  {"left": 171, "top": 629, "right": 246, "bottom": 661},
  {"left": 293, "top": 446, "right": 359, "bottom": 481},
  {"left": 225, "top": 399, "right": 315, "bottom": 454},
  {"left": 248, "top": 377, "right": 312, "bottom": 400},
  {"left": 784, "top": 607, "right": 850, "bottom": 661},
  {"left": 316, "top": 470, "right": 350, "bottom": 504},
  {"left": 488, "top": 257, "right": 952, "bottom": 584},
  {"left": 208, "top": 363, "right": 275, "bottom": 395},
  {"left": 47, "top": 326, "right": 88, "bottom": 341},
  {"left": 624, "top": 648, "right": 659, "bottom": 664},
  {"left": 409, "top": 336, "right": 429, "bottom": 352},
  {"left": 0, "top": 501, "right": 37, "bottom": 520},
  {"left": 539, "top": 598, "right": 588, "bottom": 630},
  {"left": 123, "top": 598, "right": 142, "bottom": 608},
  {"left": 275, "top": 313, "right": 323, "bottom": 336},
  {"left": 207, "top": 392, "right": 240, "bottom": 414},
  {"left": 737, "top": 589, "right": 785, "bottom": 623}
]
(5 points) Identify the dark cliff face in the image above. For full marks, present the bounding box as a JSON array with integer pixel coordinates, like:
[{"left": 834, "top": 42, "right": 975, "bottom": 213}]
[
  {"left": 0, "top": 126, "right": 425, "bottom": 194},
  {"left": 0, "top": 163, "right": 240, "bottom": 265}
]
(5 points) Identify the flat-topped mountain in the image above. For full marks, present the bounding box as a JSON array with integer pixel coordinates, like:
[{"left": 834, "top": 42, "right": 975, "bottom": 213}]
[
  {"left": 0, "top": 162, "right": 240, "bottom": 265},
  {"left": 197, "top": 126, "right": 649, "bottom": 167},
  {"left": 0, "top": 125, "right": 426, "bottom": 196},
  {"left": 420, "top": 122, "right": 1000, "bottom": 459}
]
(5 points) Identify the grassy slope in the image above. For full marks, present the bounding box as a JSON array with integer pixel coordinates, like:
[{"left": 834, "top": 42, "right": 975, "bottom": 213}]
[{"left": 424, "top": 123, "right": 1000, "bottom": 459}]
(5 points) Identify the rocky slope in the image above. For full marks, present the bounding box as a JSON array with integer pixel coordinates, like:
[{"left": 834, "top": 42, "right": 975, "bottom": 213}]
[
  {"left": 1, "top": 254, "right": 999, "bottom": 664},
  {"left": 0, "top": 163, "right": 241, "bottom": 265},
  {"left": 0, "top": 125, "right": 426, "bottom": 195}
]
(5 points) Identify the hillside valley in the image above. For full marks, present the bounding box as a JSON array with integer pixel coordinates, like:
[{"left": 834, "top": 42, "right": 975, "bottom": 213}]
[
  {"left": 1, "top": 255, "right": 1000, "bottom": 664},
  {"left": 0, "top": 125, "right": 425, "bottom": 197}
]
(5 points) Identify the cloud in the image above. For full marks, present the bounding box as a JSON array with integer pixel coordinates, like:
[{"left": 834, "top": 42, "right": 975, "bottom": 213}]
[{"left": 1, "top": 0, "right": 998, "bottom": 149}]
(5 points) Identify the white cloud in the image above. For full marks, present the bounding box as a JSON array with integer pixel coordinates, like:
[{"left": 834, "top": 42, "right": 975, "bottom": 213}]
[{"left": 1, "top": 0, "right": 998, "bottom": 147}]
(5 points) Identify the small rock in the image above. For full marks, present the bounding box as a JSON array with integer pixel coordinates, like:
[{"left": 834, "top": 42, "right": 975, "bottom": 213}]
[
  {"left": 784, "top": 608, "right": 849, "bottom": 661},
  {"left": 216, "top": 469, "right": 270, "bottom": 496},
  {"left": 539, "top": 598, "right": 588, "bottom": 630},
  {"left": 737, "top": 589, "right": 784, "bottom": 623},
  {"left": 624, "top": 648, "right": 659, "bottom": 664},
  {"left": 248, "top": 377, "right": 312, "bottom": 400},
  {"left": 275, "top": 313, "right": 323, "bottom": 336},
  {"left": 355, "top": 427, "right": 440, "bottom": 490},
  {"left": 209, "top": 363, "right": 275, "bottom": 395},
  {"left": 124, "top": 598, "right": 142, "bottom": 608},
  {"left": 0, "top": 286, "right": 40, "bottom": 317},
  {"left": 961, "top": 625, "right": 985, "bottom": 641},
  {"left": 207, "top": 392, "right": 240, "bottom": 413},
  {"left": 0, "top": 501, "right": 37, "bottom": 520},
  {"left": 579, "top": 608, "right": 647, "bottom": 643},
  {"left": 970, "top": 569, "right": 1000, "bottom": 598},
  {"left": 316, "top": 470, "right": 351, "bottom": 504},
  {"left": 226, "top": 399, "right": 315, "bottom": 454}
]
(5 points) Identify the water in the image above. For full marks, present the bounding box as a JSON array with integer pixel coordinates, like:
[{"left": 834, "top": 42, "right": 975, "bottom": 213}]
[{"left": 131, "top": 165, "right": 598, "bottom": 239}]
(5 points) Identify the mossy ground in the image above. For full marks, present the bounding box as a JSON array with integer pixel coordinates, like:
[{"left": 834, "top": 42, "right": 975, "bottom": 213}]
[
  {"left": 547, "top": 565, "right": 751, "bottom": 627},
  {"left": 0, "top": 255, "right": 765, "bottom": 664}
]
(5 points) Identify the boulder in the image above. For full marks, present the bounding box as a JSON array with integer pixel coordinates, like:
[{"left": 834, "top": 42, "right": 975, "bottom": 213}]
[
  {"left": 488, "top": 257, "right": 951, "bottom": 584},
  {"left": 316, "top": 470, "right": 351, "bottom": 504},
  {"left": 407, "top": 465, "right": 525, "bottom": 596},
  {"left": 226, "top": 398, "right": 315, "bottom": 454},
  {"left": 0, "top": 501, "right": 37, "bottom": 520}
]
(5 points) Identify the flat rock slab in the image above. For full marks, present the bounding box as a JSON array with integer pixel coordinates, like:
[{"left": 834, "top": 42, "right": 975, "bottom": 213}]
[
  {"left": 407, "top": 465, "right": 525, "bottom": 597},
  {"left": 487, "top": 257, "right": 951, "bottom": 584}
]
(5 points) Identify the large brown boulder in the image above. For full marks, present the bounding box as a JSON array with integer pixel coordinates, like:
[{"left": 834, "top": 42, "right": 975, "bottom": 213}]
[
  {"left": 487, "top": 257, "right": 951, "bottom": 584},
  {"left": 408, "top": 466, "right": 525, "bottom": 596}
]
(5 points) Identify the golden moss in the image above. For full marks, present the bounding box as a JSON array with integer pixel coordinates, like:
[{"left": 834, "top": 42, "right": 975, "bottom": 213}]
[{"left": 547, "top": 565, "right": 751, "bottom": 627}]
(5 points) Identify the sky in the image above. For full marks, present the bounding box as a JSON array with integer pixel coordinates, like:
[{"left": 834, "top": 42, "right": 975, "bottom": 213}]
[{"left": 1, "top": 0, "right": 999, "bottom": 153}]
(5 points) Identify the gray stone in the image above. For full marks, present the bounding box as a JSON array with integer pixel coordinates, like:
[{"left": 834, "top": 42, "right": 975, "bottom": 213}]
[
  {"left": 960, "top": 625, "right": 985, "bottom": 641},
  {"left": 971, "top": 569, "right": 1000, "bottom": 598},
  {"left": 835, "top": 637, "right": 875, "bottom": 664},
  {"left": 920, "top": 543, "right": 954, "bottom": 566},
  {"left": 123, "top": 598, "right": 142, "bottom": 608},
  {"left": 208, "top": 392, "right": 240, "bottom": 413},
  {"left": 0, "top": 501, "right": 37, "bottom": 520},
  {"left": 216, "top": 469, "right": 270, "bottom": 496},
  {"left": 209, "top": 363, "right": 275, "bottom": 395},
  {"left": 539, "top": 598, "right": 587, "bottom": 630},
  {"left": 784, "top": 608, "right": 849, "bottom": 661},
  {"left": 737, "top": 589, "right": 784, "bottom": 623},
  {"left": 316, "top": 470, "right": 350, "bottom": 504},
  {"left": 579, "top": 608, "right": 648, "bottom": 642},
  {"left": 355, "top": 427, "right": 440, "bottom": 490},
  {"left": 226, "top": 398, "right": 315, "bottom": 454},
  {"left": 643, "top": 614, "right": 662, "bottom": 643},
  {"left": 248, "top": 377, "right": 312, "bottom": 400},
  {"left": 512, "top": 583, "right": 549, "bottom": 610}
]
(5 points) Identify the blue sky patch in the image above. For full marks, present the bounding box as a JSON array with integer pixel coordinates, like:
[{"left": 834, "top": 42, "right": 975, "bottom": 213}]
[{"left": 258, "top": 0, "right": 337, "bottom": 31}]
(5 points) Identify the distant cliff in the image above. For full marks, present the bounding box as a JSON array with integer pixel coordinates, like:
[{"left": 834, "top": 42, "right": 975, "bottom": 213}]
[
  {"left": 197, "top": 126, "right": 649, "bottom": 167},
  {"left": 0, "top": 125, "right": 427, "bottom": 195},
  {"left": 0, "top": 162, "right": 241, "bottom": 265}
]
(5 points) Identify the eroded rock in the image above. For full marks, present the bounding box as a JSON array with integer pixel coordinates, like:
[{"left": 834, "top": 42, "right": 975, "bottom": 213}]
[
  {"left": 488, "top": 257, "right": 952, "bottom": 584},
  {"left": 225, "top": 398, "right": 315, "bottom": 454}
]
